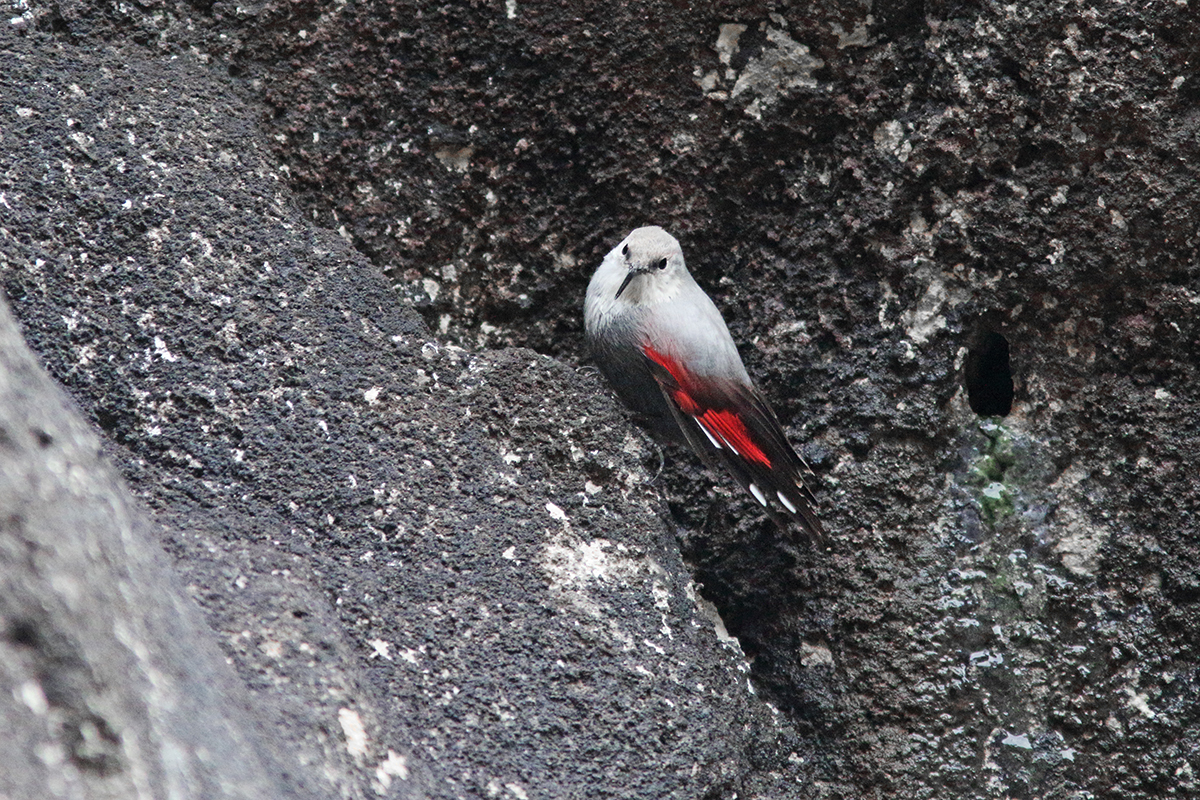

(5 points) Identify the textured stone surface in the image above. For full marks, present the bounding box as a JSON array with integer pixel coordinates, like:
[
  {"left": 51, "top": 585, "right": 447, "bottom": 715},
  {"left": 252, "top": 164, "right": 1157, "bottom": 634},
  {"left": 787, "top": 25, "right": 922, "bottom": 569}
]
[
  {"left": 1, "top": 20, "right": 804, "bottom": 800},
  {"left": 0, "top": 296, "right": 300, "bottom": 798},
  {"left": 2, "top": 0, "right": 1199, "bottom": 797}
]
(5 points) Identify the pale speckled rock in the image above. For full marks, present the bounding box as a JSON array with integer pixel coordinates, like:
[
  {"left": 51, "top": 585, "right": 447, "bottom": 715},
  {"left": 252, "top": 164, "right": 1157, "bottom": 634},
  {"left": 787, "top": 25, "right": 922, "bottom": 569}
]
[{"left": 0, "top": 298, "right": 299, "bottom": 799}]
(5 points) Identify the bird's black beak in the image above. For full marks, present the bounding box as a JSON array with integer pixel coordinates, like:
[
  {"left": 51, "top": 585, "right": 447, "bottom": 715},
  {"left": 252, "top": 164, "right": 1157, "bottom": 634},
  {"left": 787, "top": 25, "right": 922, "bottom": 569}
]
[{"left": 614, "top": 271, "right": 635, "bottom": 299}]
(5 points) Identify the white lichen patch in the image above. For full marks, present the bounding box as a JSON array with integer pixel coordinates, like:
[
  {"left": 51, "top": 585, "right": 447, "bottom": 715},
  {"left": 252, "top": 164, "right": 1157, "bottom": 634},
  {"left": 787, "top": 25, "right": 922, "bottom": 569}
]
[
  {"left": 1060, "top": 525, "right": 1104, "bottom": 575},
  {"left": 434, "top": 145, "right": 474, "bottom": 173},
  {"left": 695, "top": 24, "right": 747, "bottom": 96},
  {"left": 730, "top": 27, "right": 824, "bottom": 119},
  {"left": 694, "top": 595, "right": 738, "bottom": 645},
  {"left": 338, "top": 707, "right": 369, "bottom": 763},
  {"left": 375, "top": 750, "right": 409, "bottom": 790},
  {"left": 542, "top": 538, "right": 634, "bottom": 590},
  {"left": 831, "top": 16, "right": 875, "bottom": 49},
  {"left": 877, "top": 280, "right": 898, "bottom": 330},
  {"left": 799, "top": 641, "right": 835, "bottom": 667},
  {"left": 715, "top": 23, "right": 747, "bottom": 66},
  {"left": 1001, "top": 732, "right": 1032, "bottom": 749},
  {"left": 699, "top": 23, "right": 823, "bottom": 115},
  {"left": 1048, "top": 465, "right": 1112, "bottom": 577},
  {"left": 539, "top": 535, "right": 667, "bottom": 625},
  {"left": 1124, "top": 685, "right": 1157, "bottom": 719},
  {"left": 874, "top": 120, "right": 912, "bottom": 163},
  {"left": 901, "top": 276, "right": 948, "bottom": 344},
  {"left": 153, "top": 335, "right": 178, "bottom": 362}
]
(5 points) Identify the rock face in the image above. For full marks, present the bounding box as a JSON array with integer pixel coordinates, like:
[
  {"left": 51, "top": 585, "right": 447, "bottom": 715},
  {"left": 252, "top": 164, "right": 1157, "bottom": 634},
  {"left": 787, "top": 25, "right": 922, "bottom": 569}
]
[
  {"left": 0, "top": 300, "right": 303, "bottom": 799},
  {"left": 0, "top": 22, "right": 797, "bottom": 800},
  {"left": 1, "top": 0, "right": 1198, "bottom": 798}
]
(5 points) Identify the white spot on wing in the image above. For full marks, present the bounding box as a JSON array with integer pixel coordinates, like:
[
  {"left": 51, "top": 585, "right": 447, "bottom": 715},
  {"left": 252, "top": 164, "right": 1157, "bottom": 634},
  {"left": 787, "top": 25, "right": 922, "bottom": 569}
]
[
  {"left": 776, "top": 491, "right": 798, "bottom": 514},
  {"left": 748, "top": 483, "right": 768, "bottom": 507},
  {"left": 698, "top": 424, "right": 723, "bottom": 450}
]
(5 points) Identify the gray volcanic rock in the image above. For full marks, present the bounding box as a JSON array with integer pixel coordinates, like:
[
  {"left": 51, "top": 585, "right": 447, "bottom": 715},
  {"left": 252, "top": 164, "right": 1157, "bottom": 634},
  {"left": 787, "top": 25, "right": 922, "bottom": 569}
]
[
  {"left": 2, "top": 0, "right": 1200, "bottom": 798},
  {"left": 0, "top": 298, "right": 301, "bottom": 797},
  {"left": 0, "top": 22, "right": 801, "bottom": 800}
]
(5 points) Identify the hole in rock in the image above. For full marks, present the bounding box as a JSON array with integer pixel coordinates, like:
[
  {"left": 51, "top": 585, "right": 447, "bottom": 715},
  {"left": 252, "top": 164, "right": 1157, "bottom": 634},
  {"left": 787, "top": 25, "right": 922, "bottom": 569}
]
[{"left": 964, "top": 331, "right": 1014, "bottom": 417}]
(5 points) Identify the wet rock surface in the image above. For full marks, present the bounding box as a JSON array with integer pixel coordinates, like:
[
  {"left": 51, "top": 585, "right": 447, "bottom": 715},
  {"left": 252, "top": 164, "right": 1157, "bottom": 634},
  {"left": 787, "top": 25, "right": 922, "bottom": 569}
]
[{"left": 2, "top": 0, "right": 1199, "bottom": 797}]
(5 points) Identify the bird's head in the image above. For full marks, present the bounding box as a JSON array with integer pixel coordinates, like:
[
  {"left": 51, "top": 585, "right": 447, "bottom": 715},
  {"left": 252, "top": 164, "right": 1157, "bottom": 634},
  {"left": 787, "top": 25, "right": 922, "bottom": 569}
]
[{"left": 608, "top": 226, "right": 690, "bottom": 305}]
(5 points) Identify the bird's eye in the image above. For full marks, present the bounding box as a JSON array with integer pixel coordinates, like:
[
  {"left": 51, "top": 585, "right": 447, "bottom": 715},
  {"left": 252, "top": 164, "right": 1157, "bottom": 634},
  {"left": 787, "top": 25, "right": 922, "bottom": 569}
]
[
  {"left": 622, "top": 244, "right": 630, "bottom": 259},
  {"left": 655, "top": 258, "right": 668, "bottom": 270}
]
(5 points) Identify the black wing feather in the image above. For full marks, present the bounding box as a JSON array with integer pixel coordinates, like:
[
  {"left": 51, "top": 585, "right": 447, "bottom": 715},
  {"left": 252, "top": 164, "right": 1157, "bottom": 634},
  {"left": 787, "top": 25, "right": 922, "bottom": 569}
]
[{"left": 644, "top": 355, "right": 824, "bottom": 543}]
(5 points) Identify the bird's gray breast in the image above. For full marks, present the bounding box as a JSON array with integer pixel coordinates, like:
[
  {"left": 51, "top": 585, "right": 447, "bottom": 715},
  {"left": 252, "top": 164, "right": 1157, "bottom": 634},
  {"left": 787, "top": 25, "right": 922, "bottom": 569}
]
[
  {"left": 641, "top": 284, "right": 752, "bottom": 385},
  {"left": 585, "top": 306, "right": 687, "bottom": 444}
]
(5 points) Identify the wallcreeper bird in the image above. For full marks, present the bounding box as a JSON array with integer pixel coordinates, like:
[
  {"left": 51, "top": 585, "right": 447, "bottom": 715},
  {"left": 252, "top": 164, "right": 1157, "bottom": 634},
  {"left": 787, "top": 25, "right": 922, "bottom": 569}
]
[{"left": 584, "top": 225, "right": 823, "bottom": 541}]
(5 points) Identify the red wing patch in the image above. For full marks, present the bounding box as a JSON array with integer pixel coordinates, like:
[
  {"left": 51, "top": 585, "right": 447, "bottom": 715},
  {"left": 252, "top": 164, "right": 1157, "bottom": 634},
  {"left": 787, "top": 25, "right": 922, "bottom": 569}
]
[
  {"left": 642, "top": 344, "right": 823, "bottom": 540},
  {"left": 694, "top": 408, "right": 771, "bottom": 467},
  {"left": 643, "top": 344, "right": 771, "bottom": 468}
]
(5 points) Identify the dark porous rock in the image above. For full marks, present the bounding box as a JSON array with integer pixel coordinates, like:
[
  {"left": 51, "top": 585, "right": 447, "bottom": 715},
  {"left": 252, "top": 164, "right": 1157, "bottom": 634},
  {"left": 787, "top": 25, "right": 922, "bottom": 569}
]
[
  {"left": 0, "top": 20, "right": 803, "bottom": 800},
  {"left": 2, "top": 0, "right": 1200, "bottom": 797}
]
